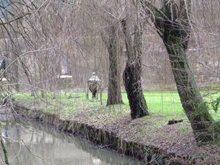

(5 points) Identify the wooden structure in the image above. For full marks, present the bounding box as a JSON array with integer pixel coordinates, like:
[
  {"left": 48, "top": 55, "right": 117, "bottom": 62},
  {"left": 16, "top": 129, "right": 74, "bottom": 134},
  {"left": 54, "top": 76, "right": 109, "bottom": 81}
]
[{"left": 87, "top": 72, "right": 101, "bottom": 99}]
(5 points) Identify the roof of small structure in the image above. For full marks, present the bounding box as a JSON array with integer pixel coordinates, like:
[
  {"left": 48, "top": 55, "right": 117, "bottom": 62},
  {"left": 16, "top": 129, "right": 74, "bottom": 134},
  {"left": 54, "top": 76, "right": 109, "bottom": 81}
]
[
  {"left": 88, "top": 72, "right": 101, "bottom": 82},
  {"left": 57, "top": 75, "right": 72, "bottom": 79}
]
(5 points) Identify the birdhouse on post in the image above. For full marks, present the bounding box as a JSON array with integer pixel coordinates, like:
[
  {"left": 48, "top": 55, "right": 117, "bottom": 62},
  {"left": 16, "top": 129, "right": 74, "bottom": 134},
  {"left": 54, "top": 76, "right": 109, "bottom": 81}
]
[{"left": 87, "top": 72, "right": 101, "bottom": 99}]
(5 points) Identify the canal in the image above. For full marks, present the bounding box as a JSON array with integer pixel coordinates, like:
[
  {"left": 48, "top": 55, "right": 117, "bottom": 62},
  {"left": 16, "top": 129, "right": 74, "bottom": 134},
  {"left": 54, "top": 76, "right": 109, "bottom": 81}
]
[{"left": 0, "top": 111, "right": 142, "bottom": 165}]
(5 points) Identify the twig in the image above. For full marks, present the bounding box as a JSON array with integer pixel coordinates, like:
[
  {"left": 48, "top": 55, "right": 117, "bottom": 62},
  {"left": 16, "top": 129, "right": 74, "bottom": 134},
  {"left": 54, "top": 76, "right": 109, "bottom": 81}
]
[
  {"left": 1, "top": 138, "right": 9, "bottom": 165},
  {"left": 0, "top": 12, "right": 32, "bottom": 26}
]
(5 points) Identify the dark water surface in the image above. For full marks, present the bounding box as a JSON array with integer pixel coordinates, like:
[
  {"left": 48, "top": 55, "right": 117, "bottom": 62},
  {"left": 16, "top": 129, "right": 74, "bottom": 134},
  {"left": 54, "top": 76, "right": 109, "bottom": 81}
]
[{"left": 0, "top": 114, "right": 142, "bottom": 165}]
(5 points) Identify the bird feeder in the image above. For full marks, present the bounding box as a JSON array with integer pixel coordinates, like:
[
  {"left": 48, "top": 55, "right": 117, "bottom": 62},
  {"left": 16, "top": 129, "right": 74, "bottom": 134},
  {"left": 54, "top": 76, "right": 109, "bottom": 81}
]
[{"left": 87, "top": 72, "right": 101, "bottom": 99}]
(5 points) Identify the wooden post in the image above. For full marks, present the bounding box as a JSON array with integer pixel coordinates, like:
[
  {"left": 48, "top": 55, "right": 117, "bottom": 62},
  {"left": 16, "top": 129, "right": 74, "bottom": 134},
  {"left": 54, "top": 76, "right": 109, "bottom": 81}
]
[
  {"left": 100, "top": 84, "right": 102, "bottom": 105},
  {"left": 86, "top": 81, "right": 89, "bottom": 99}
]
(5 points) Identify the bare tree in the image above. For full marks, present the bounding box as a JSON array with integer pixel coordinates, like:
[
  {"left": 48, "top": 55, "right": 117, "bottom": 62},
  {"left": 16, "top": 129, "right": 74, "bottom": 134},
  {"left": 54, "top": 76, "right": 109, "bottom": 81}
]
[
  {"left": 99, "top": 3, "right": 124, "bottom": 106},
  {"left": 141, "top": 0, "right": 217, "bottom": 142},
  {"left": 122, "top": 1, "right": 149, "bottom": 119},
  {"left": 102, "top": 21, "right": 124, "bottom": 105}
]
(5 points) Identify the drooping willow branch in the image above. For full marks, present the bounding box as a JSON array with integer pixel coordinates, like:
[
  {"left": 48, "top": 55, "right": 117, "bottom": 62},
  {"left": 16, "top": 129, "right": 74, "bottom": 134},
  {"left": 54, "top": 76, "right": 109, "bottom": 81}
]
[
  {"left": 0, "top": 12, "right": 32, "bottom": 26},
  {"left": 1, "top": 136, "right": 9, "bottom": 165}
]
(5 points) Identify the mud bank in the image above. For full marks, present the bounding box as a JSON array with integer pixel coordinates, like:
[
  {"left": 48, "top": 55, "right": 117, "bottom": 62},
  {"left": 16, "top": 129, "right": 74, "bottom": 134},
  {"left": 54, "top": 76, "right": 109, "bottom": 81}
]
[{"left": 13, "top": 102, "right": 190, "bottom": 164}]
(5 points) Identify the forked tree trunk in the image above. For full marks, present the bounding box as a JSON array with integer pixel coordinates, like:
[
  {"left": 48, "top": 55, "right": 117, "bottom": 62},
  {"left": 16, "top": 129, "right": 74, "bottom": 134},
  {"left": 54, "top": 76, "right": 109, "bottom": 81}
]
[
  {"left": 102, "top": 23, "right": 123, "bottom": 106},
  {"left": 122, "top": 19, "right": 149, "bottom": 119},
  {"left": 141, "top": 0, "right": 215, "bottom": 142}
]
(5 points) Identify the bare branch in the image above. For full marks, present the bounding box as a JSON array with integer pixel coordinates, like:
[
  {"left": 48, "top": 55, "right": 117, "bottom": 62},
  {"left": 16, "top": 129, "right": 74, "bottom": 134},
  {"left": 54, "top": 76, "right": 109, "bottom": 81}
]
[{"left": 0, "top": 12, "right": 32, "bottom": 26}]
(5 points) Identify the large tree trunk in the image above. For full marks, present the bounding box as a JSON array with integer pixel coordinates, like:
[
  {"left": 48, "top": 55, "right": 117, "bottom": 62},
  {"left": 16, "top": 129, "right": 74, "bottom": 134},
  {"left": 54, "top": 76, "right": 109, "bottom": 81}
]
[
  {"left": 102, "top": 23, "right": 123, "bottom": 106},
  {"left": 165, "top": 38, "right": 214, "bottom": 142},
  {"left": 122, "top": 19, "right": 149, "bottom": 119},
  {"left": 123, "top": 61, "right": 149, "bottom": 119},
  {"left": 107, "top": 45, "right": 124, "bottom": 105},
  {"left": 141, "top": 0, "right": 214, "bottom": 142}
]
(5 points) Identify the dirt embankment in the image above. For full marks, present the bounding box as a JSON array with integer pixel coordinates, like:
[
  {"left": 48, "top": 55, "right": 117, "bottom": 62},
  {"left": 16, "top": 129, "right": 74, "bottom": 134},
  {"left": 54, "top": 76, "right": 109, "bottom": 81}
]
[{"left": 12, "top": 101, "right": 219, "bottom": 165}]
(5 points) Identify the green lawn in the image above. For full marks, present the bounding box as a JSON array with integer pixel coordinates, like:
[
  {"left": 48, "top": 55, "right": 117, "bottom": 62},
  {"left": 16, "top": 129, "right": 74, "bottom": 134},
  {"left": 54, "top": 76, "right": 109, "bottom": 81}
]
[{"left": 13, "top": 90, "right": 220, "bottom": 120}]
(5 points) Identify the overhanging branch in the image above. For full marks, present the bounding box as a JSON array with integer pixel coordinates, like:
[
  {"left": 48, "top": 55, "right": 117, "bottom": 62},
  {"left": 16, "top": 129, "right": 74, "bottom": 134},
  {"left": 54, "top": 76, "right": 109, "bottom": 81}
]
[
  {"left": 140, "top": 0, "right": 166, "bottom": 37},
  {"left": 0, "top": 12, "right": 32, "bottom": 26}
]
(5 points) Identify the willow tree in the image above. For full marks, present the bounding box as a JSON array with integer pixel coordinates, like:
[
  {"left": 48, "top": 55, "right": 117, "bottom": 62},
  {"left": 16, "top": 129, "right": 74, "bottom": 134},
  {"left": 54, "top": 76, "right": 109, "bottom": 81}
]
[
  {"left": 121, "top": 1, "right": 149, "bottom": 119},
  {"left": 141, "top": 0, "right": 216, "bottom": 142},
  {"left": 0, "top": 1, "right": 36, "bottom": 95},
  {"left": 101, "top": 20, "right": 124, "bottom": 106}
]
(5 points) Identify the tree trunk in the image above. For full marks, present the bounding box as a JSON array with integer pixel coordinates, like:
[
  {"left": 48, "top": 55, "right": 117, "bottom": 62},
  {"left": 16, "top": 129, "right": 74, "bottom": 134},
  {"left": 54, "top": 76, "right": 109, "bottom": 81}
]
[
  {"left": 141, "top": 0, "right": 214, "bottom": 142},
  {"left": 107, "top": 46, "right": 124, "bottom": 105},
  {"left": 165, "top": 39, "right": 214, "bottom": 142},
  {"left": 123, "top": 62, "right": 149, "bottom": 119},
  {"left": 101, "top": 23, "right": 123, "bottom": 106},
  {"left": 122, "top": 19, "right": 149, "bottom": 119}
]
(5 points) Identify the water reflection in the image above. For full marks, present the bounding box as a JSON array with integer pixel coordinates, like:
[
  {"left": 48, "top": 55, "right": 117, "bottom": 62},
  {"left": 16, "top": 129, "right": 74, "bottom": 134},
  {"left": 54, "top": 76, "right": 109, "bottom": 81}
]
[{"left": 0, "top": 116, "right": 142, "bottom": 165}]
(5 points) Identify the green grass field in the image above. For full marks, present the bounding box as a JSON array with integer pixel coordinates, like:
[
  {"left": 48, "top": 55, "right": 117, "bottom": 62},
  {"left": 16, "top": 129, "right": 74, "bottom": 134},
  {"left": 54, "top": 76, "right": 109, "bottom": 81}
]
[{"left": 13, "top": 90, "right": 220, "bottom": 121}]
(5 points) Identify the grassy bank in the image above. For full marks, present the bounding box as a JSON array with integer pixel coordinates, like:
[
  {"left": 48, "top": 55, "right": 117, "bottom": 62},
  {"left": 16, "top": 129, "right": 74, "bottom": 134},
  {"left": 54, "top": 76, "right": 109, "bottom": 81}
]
[
  {"left": 13, "top": 90, "right": 220, "bottom": 164},
  {"left": 13, "top": 90, "right": 220, "bottom": 120}
]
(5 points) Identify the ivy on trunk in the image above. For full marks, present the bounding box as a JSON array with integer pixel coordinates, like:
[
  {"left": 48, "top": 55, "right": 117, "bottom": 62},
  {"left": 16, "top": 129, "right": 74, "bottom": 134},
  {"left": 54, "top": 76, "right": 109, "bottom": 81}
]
[{"left": 141, "top": 0, "right": 216, "bottom": 142}]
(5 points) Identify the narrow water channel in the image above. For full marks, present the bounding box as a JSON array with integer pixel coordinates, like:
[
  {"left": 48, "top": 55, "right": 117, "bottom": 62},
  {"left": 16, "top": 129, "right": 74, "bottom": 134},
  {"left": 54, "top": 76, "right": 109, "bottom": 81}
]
[{"left": 0, "top": 113, "right": 142, "bottom": 165}]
